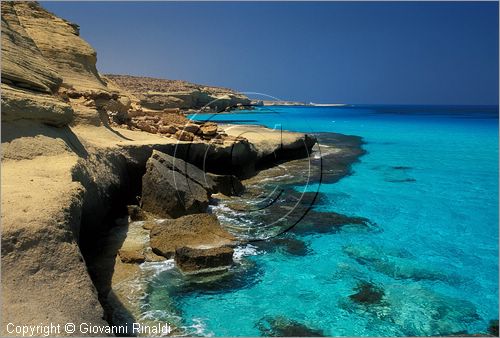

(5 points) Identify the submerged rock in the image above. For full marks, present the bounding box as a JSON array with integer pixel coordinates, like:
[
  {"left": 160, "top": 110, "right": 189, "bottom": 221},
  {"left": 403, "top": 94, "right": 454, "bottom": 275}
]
[
  {"left": 349, "top": 281, "right": 385, "bottom": 305},
  {"left": 149, "top": 213, "right": 236, "bottom": 259},
  {"left": 256, "top": 315, "right": 325, "bottom": 337},
  {"left": 153, "top": 257, "right": 263, "bottom": 298},
  {"left": 341, "top": 282, "right": 480, "bottom": 336},
  {"left": 385, "top": 178, "right": 416, "bottom": 183},
  {"left": 255, "top": 236, "right": 311, "bottom": 256},
  {"left": 343, "top": 244, "right": 456, "bottom": 283},
  {"left": 488, "top": 320, "right": 499, "bottom": 336},
  {"left": 291, "top": 209, "right": 372, "bottom": 235},
  {"left": 174, "top": 246, "right": 234, "bottom": 273},
  {"left": 383, "top": 284, "right": 480, "bottom": 336}
]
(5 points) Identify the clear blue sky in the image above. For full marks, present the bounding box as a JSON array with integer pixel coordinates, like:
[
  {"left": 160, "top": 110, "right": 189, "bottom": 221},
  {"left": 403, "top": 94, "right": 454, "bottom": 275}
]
[{"left": 42, "top": 1, "right": 498, "bottom": 105}]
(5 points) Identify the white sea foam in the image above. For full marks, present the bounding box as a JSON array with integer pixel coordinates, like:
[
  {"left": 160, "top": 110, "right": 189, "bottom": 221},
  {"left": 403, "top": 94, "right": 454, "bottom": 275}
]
[
  {"left": 233, "top": 244, "right": 261, "bottom": 262},
  {"left": 183, "top": 318, "right": 214, "bottom": 337},
  {"left": 140, "top": 259, "right": 175, "bottom": 277}
]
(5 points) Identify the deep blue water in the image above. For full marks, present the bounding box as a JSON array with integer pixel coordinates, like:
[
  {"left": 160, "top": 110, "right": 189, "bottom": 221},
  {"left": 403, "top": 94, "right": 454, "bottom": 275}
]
[{"left": 142, "top": 106, "right": 498, "bottom": 336}]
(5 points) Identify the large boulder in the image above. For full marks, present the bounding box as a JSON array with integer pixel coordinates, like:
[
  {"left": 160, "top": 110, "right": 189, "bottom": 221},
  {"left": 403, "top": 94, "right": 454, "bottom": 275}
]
[
  {"left": 149, "top": 213, "right": 236, "bottom": 258},
  {"left": 141, "top": 150, "right": 210, "bottom": 218},
  {"left": 174, "top": 246, "right": 234, "bottom": 273},
  {"left": 141, "top": 151, "right": 244, "bottom": 217}
]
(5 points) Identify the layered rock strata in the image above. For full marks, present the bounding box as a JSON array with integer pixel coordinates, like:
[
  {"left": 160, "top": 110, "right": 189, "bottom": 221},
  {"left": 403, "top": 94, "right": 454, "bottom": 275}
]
[{"left": 0, "top": 2, "right": 318, "bottom": 335}]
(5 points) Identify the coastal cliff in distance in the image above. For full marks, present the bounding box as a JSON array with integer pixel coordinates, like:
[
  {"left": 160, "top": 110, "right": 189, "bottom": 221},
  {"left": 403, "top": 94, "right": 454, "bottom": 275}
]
[
  {"left": 1, "top": 1, "right": 316, "bottom": 335},
  {"left": 104, "top": 74, "right": 251, "bottom": 112}
]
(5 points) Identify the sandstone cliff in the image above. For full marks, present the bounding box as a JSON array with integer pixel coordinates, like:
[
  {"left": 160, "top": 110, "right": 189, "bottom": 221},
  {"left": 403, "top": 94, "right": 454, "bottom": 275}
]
[{"left": 1, "top": 2, "right": 316, "bottom": 336}]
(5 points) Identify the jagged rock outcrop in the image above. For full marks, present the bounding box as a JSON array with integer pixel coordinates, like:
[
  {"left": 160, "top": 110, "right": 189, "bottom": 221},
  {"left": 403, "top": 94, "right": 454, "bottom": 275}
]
[
  {"left": 105, "top": 74, "right": 251, "bottom": 112},
  {"left": 149, "top": 214, "right": 236, "bottom": 258}
]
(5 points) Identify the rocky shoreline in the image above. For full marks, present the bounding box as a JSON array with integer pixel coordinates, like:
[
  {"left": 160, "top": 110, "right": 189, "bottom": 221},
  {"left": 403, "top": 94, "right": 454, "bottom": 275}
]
[
  {"left": 81, "top": 129, "right": 366, "bottom": 336},
  {"left": 0, "top": 2, "right": 327, "bottom": 335}
]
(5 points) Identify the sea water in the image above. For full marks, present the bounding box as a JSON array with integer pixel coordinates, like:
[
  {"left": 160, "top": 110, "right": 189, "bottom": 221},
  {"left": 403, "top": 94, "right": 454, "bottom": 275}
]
[{"left": 143, "top": 105, "right": 498, "bottom": 336}]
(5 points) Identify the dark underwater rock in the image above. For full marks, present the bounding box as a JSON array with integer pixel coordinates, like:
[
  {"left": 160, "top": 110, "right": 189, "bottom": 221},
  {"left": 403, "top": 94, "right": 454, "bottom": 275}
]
[
  {"left": 343, "top": 244, "right": 457, "bottom": 283},
  {"left": 256, "top": 315, "right": 325, "bottom": 337},
  {"left": 255, "top": 236, "right": 311, "bottom": 256},
  {"left": 340, "top": 283, "right": 480, "bottom": 336},
  {"left": 156, "top": 258, "right": 264, "bottom": 297},
  {"left": 488, "top": 320, "right": 499, "bottom": 336},
  {"left": 290, "top": 208, "right": 373, "bottom": 235},
  {"left": 349, "top": 281, "right": 385, "bottom": 305}
]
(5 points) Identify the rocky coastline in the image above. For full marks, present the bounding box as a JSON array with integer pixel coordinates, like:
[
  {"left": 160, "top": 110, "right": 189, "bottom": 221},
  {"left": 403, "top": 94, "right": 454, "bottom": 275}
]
[
  {"left": 0, "top": 2, "right": 342, "bottom": 335},
  {"left": 3, "top": 2, "right": 497, "bottom": 337}
]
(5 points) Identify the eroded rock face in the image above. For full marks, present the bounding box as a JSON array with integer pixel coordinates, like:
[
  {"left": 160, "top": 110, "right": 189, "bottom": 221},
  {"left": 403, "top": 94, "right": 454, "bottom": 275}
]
[
  {"left": 1, "top": 1, "right": 130, "bottom": 128},
  {"left": 1, "top": 84, "right": 74, "bottom": 126},
  {"left": 175, "top": 129, "right": 194, "bottom": 141},
  {"left": 141, "top": 150, "right": 210, "bottom": 218},
  {"left": 12, "top": 2, "right": 108, "bottom": 94},
  {"left": 174, "top": 246, "right": 234, "bottom": 273},
  {"left": 149, "top": 214, "right": 236, "bottom": 258},
  {"left": 1, "top": 2, "right": 62, "bottom": 94}
]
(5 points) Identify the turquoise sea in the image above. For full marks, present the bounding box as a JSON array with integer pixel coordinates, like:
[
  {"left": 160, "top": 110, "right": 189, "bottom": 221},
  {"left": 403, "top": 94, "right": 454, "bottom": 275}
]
[{"left": 141, "top": 105, "right": 498, "bottom": 336}]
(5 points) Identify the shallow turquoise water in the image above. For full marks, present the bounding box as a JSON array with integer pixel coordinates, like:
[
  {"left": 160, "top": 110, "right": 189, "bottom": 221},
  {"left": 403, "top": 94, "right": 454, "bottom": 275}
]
[{"left": 145, "top": 106, "right": 498, "bottom": 336}]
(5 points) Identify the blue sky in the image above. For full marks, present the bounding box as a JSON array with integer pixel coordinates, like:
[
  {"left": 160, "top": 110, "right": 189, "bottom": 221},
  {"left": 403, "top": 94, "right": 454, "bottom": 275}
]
[{"left": 42, "top": 1, "right": 498, "bottom": 105}]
